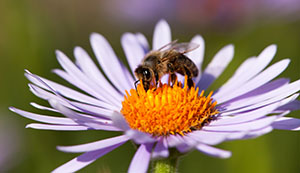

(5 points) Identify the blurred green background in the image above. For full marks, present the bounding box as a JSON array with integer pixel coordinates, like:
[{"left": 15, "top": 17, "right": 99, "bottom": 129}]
[{"left": 0, "top": 0, "right": 299, "bottom": 172}]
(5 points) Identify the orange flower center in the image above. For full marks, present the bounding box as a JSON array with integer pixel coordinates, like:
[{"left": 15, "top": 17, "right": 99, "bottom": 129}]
[{"left": 121, "top": 77, "right": 219, "bottom": 136}]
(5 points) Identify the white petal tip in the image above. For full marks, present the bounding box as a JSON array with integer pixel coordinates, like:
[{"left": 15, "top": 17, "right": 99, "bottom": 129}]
[
  {"left": 8, "top": 106, "right": 15, "bottom": 112},
  {"left": 90, "top": 32, "right": 102, "bottom": 41}
]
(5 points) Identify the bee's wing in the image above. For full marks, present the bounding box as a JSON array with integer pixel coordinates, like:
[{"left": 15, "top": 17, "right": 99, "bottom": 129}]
[
  {"left": 158, "top": 40, "right": 178, "bottom": 51},
  {"left": 168, "top": 42, "right": 200, "bottom": 54}
]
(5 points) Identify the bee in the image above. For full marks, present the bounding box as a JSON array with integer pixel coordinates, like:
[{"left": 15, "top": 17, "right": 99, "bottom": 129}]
[{"left": 134, "top": 40, "right": 199, "bottom": 91}]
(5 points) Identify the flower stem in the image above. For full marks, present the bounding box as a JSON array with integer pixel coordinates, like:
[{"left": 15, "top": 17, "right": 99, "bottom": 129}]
[{"left": 152, "top": 149, "right": 181, "bottom": 173}]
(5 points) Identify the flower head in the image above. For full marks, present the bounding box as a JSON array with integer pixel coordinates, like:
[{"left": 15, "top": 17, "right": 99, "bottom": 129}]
[{"left": 10, "top": 20, "right": 300, "bottom": 172}]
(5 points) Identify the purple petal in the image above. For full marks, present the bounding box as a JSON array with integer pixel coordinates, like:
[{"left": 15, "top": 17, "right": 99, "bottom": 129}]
[
  {"left": 217, "top": 59, "right": 290, "bottom": 103},
  {"left": 272, "top": 117, "right": 300, "bottom": 131},
  {"left": 26, "top": 123, "right": 89, "bottom": 131},
  {"left": 242, "top": 126, "right": 273, "bottom": 139},
  {"left": 276, "top": 100, "right": 300, "bottom": 111},
  {"left": 226, "top": 78, "right": 290, "bottom": 105},
  {"left": 152, "top": 138, "right": 169, "bottom": 159},
  {"left": 197, "top": 44, "right": 234, "bottom": 91},
  {"left": 111, "top": 111, "right": 130, "bottom": 131},
  {"left": 166, "top": 135, "right": 185, "bottom": 147},
  {"left": 90, "top": 33, "right": 134, "bottom": 93},
  {"left": 186, "top": 35, "right": 205, "bottom": 84},
  {"left": 57, "top": 135, "right": 129, "bottom": 153},
  {"left": 52, "top": 142, "right": 124, "bottom": 173},
  {"left": 121, "top": 33, "right": 145, "bottom": 75},
  {"left": 25, "top": 70, "right": 118, "bottom": 110},
  {"left": 222, "top": 78, "right": 290, "bottom": 110},
  {"left": 187, "top": 130, "right": 227, "bottom": 145},
  {"left": 48, "top": 100, "right": 119, "bottom": 131},
  {"left": 213, "top": 103, "right": 279, "bottom": 126},
  {"left": 128, "top": 143, "right": 153, "bottom": 173},
  {"left": 29, "top": 83, "right": 116, "bottom": 119},
  {"left": 9, "top": 107, "right": 76, "bottom": 125},
  {"left": 176, "top": 142, "right": 193, "bottom": 153},
  {"left": 214, "top": 45, "right": 277, "bottom": 99},
  {"left": 56, "top": 50, "right": 122, "bottom": 105},
  {"left": 152, "top": 19, "right": 171, "bottom": 50},
  {"left": 196, "top": 143, "right": 231, "bottom": 158},
  {"left": 74, "top": 47, "right": 123, "bottom": 102},
  {"left": 30, "top": 102, "right": 58, "bottom": 112},
  {"left": 135, "top": 33, "right": 149, "bottom": 51},
  {"left": 203, "top": 116, "right": 277, "bottom": 132},
  {"left": 126, "top": 129, "right": 156, "bottom": 144},
  {"left": 222, "top": 88, "right": 300, "bottom": 116}
]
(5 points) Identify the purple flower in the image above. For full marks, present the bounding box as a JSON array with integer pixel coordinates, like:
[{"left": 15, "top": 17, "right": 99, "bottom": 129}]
[{"left": 10, "top": 20, "right": 300, "bottom": 172}]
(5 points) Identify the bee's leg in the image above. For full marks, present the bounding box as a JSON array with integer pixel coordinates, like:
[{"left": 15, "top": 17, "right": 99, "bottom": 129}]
[
  {"left": 154, "top": 71, "right": 159, "bottom": 87},
  {"left": 134, "top": 80, "right": 140, "bottom": 90},
  {"left": 143, "top": 81, "right": 149, "bottom": 91},
  {"left": 170, "top": 73, "right": 177, "bottom": 87},
  {"left": 183, "top": 66, "right": 194, "bottom": 89},
  {"left": 187, "top": 77, "right": 194, "bottom": 89}
]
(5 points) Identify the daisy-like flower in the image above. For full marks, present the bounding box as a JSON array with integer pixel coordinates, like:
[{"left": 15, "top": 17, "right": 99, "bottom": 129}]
[{"left": 10, "top": 20, "right": 300, "bottom": 173}]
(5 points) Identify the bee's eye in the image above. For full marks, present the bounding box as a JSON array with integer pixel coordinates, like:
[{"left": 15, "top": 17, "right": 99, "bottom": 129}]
[{"left": 143, "top": 69, "right": 151, "bottom": 80}]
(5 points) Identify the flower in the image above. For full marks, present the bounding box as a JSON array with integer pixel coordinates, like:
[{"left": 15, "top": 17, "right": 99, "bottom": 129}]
[{"left": 10, "top": 20, "right": 300, "bottom": 173}]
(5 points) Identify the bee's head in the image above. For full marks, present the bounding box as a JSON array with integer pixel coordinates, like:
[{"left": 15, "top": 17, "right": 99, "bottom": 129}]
[
  {"left": 134, "top": 66, "right": 152, "bottom": 82},
  {"left": 134, "top": 66, "right": 153, "bottom": 82}
]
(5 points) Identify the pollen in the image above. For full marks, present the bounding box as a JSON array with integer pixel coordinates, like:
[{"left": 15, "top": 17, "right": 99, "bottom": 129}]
[{"left": 121, "top": 77, "right": 219, "bottom": 136}]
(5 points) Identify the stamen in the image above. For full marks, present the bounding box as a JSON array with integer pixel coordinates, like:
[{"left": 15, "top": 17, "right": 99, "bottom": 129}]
[{"left": 121, "top": 76, "right": 219, "bottom": 136}]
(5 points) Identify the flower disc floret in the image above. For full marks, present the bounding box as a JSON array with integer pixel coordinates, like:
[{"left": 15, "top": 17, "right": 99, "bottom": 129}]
[{"left": 121, "top": 78, "right": 219, "bottom": 136}]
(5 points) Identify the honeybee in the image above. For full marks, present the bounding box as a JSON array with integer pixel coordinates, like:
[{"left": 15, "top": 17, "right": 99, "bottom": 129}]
[{"left": 134, "top": 40, "right": 199, "bottom": 91}]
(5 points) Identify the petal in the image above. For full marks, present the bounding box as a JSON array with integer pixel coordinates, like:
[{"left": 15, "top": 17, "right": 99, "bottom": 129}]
[
  {"left": 276, "top": 100, "right": 300, "bottom": 111},
  {"left": 222, "top": 78, "right": 289, "bottom": 110},
  {"left": 25, "top": 70, "right": 119, "bottom": 110},
  {"left": 152, "top": 19, "right": 171, "bottom": 50},
  {"left": 272, "top": 117, "right": 300, "bottom": 131},
  {"left": 126, "top": 129, "right": 156, "bottom": 144},
  {"left": 217, "top": 59, "right": 290, "bottom": 103},
  {"left": 186, "top": 35, "right": 205, "bottom": 84},
  {"left": 242, "top": 126, "right": 273, "bottom": 139},
  {"left": 166, "top": 135, "right": 185, "bottom": 147},
  {"left": 196, "top": 143, "right": 231, "bottom": 158},
  {"left": 201, "top": 126, "right": 272, "bottom": 142},
  {"left": 203, "top": 116, "right": 277, "bottom": 132},
  {"left": 128, "top": 143, "right": 153, "bottom": 173},
  {"left": 9, "top": 107, "right": 76, "bottom": 125},
  {"left": 111, "top": 111, "right": 130, "bottom": 131},
  {"left": 214, "top": 45, "right": 277, "bottom": 99},
  {"left": 197, "top": 44, "right": 234, "bottom": 91},
  {"left": 52, "top": 142, "right": 124, "bottom": 173},
  {"left": 57, "top": 135, "right": 129, "bottom": 153},
  {"left": 30, "top": 102, "right": 58, "bottom": 112},
  {"left": 49, "top": 100, "right": 118, "bottom": 130},
  {"left": 26, "top": 123, "right": 89, "bottom": 131},
  {"left": 90, "top": 33, "right": 134, "bottom": 92},
  {"left": 176, "top": 142, "right": 193, "bottom": 153},
  {"left": 187, "top": 130, "right": 227, "bottom": 145},
  {"left": 29, "top": 83, "right": 116, "bottom": 119},
  {"left": 221, "top": 80, "right": 300, "bottom": 115},
  {"left": 135, "top": 33, "right": 149, "bottom": 51},
  {"left": 74, "top": 47, "right": 123, "bottom": 102},
  {"left": 121, "top": 33, "right": 146, "bottom": 75},
  {"left": 152, "top": 138, "right": 169, "bottom": 159},
  {"left": 213, "top": 103, "right": 279, "bottom": 126},
  {"left": 56, "top": 51, "right": 122, "bottom": 105}
]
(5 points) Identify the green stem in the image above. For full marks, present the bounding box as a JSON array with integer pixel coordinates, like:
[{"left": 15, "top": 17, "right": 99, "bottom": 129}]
[{"left": 152, "top": 149, "right": 181, "bottom": 173}]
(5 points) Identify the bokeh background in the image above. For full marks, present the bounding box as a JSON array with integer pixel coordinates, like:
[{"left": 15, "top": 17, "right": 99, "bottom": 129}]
[{"left": 0, "top": 0, "right": 299, "bottom": 172}]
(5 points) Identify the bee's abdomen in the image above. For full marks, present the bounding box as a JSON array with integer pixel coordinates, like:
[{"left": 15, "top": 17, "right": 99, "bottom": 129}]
[{"left": 177, "top": 54, "right": 199, "bottom": 77}]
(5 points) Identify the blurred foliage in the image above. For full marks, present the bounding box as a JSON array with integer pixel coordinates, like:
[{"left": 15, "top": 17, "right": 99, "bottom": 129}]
[{"left": 0, "top": 0, "right": 299, "bottom": 172}]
